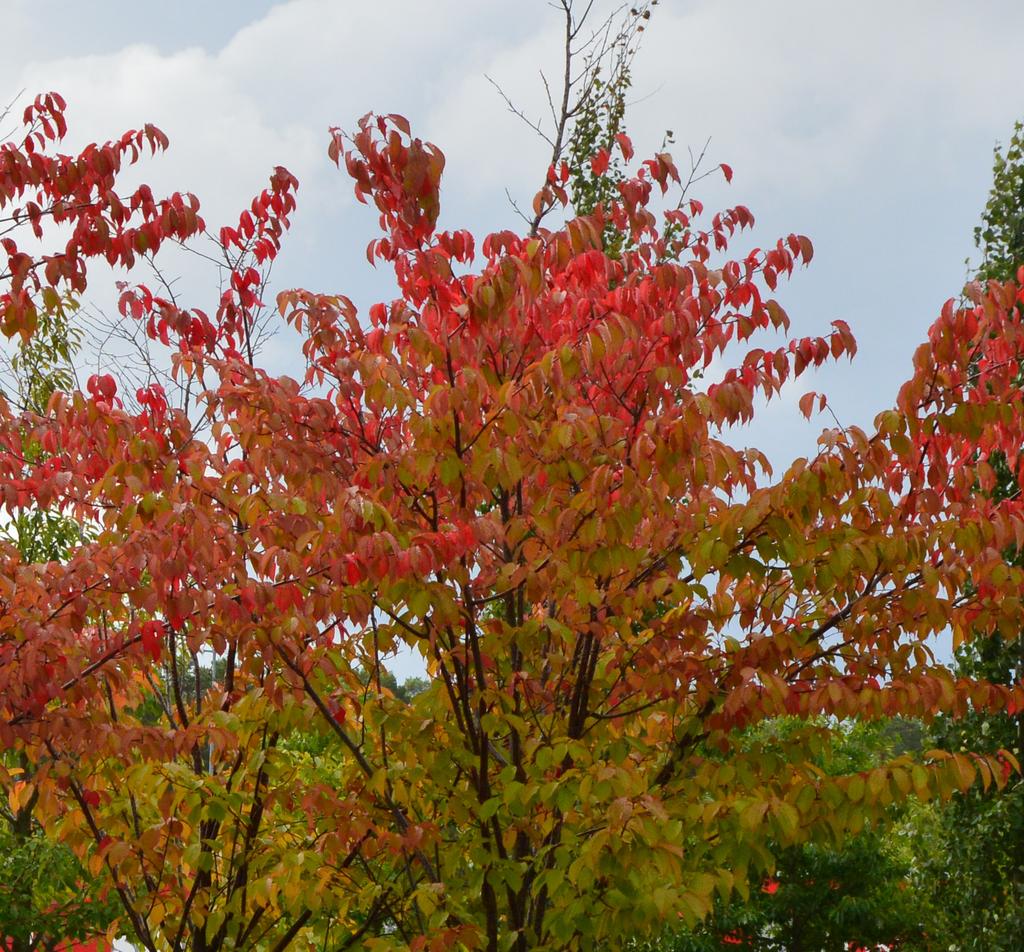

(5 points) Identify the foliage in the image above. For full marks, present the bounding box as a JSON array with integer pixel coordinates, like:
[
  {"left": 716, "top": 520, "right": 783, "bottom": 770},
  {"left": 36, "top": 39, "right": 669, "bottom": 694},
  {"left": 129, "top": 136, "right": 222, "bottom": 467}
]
[
  {"left": 643, "top": 835, "right": 923, "bottom": 952},
  {"left": 904, "top": 782, "right": 1024, "bottom": 950},
  {"left": 562, "top": 0, "right": 717, "bottom": 264},
  {"left": 0, "top": 816, "right": 119, "bottom": 951},
  {"left": 641, "top": 721, "right": 933, "bottom": 951},
  {"left": 0, "top": 135, "right": 116, "bottom": 948},
  {"left": 563, "top": 2, "right": 649, "bottom": 259},
  {"left": 3, "top": 83, "right": 1024, "bottom": 952},
  {"left": 566, "top": 36, "right": 934, "bottom": 948},
  {"left": 902, "top": 118, "right": 1024, "bottom": 952},
  {"left": 974, "top": 120, "right": 1024, "bottom": 283},
  {"left": 0, "top": 259, "right": 87, "bottom": 565}
]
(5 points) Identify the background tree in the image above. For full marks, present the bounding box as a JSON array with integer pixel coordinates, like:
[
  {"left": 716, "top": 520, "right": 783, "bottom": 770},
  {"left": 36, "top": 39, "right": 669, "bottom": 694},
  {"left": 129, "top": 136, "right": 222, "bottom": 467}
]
[
  {"left": 975, "top": 122, "right": 1024, "bottom": 284},
  {"left": 4, "top": 18, "right": 1024, "bottom": 952},
  {"left": 641, "top": 720, "right": 934, "bottom": 951}
]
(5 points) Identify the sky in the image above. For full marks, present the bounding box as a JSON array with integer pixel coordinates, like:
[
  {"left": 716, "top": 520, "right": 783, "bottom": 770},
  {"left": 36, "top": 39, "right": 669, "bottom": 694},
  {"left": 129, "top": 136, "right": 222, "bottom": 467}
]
[{"left": 6, "top": 0, "right": 1024, "bottom": 675}]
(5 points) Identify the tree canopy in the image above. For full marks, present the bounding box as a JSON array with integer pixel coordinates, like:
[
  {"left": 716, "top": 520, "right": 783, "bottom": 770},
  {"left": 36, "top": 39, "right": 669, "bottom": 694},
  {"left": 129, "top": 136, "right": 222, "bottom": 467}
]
[{"left": 2, "top": 74, "right": 1024, "bottom": 951}]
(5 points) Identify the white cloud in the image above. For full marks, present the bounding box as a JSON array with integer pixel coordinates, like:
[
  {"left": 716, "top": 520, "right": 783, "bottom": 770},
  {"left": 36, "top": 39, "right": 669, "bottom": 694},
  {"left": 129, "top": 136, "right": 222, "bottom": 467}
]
[{"left": 6, "top": 0, "right": 1024, "bottom": 429}]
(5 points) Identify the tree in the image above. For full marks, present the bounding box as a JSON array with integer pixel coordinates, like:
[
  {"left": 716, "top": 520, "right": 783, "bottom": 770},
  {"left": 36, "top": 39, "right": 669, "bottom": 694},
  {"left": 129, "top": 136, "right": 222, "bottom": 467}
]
[
  {"left": 4, "top": 60, "right": 1024, "bottom": 952},
  {"left": 975, "top": 121, "right": 1024, "bottom": 285}
]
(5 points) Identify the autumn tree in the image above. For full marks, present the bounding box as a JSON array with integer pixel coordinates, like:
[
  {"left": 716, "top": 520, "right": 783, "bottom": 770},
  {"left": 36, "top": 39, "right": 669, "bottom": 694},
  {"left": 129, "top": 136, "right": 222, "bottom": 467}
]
[{"left": 5, "top": 25, "right": 1024, "bottom": 952}]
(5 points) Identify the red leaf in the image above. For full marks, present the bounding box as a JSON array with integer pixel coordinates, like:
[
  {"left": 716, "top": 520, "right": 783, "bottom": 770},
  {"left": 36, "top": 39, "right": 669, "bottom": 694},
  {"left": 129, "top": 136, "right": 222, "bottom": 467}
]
[
  {"left": 798, "top": 391, "right": 817, "bottom": 419},
  {"left": 140, "top": 621, "right": 163, "bottom": 662}
]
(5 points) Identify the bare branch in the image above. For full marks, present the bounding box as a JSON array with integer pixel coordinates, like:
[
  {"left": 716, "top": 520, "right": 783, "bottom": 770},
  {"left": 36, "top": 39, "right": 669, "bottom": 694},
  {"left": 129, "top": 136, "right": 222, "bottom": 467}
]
[{"left": 485, "top": 75, "right": 555, "bottom": 148}]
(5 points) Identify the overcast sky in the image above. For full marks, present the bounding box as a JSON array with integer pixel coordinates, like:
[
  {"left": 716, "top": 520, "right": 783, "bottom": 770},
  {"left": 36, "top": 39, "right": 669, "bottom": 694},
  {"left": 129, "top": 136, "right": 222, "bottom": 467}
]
[{"left": 7, "top": 0, "right": 1024, "bottom": 673}]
